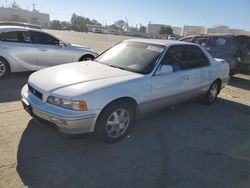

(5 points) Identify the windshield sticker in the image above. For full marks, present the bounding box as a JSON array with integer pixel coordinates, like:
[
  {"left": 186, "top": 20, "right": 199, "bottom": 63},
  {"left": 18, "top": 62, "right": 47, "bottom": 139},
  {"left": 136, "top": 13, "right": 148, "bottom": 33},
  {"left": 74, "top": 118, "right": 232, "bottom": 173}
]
[{"left": 146, "top": 46, "right": 164, "bottom": 53}]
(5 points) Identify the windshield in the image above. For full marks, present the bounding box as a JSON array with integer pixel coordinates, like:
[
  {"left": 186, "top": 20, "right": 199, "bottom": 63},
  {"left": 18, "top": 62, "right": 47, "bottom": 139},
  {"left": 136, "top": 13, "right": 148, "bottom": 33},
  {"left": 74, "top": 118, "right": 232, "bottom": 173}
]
[{"left": 95, "top": 41, "right": 165, "bottom": 74}]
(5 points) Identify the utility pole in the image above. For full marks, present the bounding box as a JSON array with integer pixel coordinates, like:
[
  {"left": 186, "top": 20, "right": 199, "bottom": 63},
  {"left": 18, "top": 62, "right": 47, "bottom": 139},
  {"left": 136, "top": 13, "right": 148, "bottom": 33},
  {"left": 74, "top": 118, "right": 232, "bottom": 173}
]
[
  {"left": 32, "top": 3, "right": 35, "bottom": 11},
  {"left": 125, "top": 17, "right": 129, "bottom": 31}
]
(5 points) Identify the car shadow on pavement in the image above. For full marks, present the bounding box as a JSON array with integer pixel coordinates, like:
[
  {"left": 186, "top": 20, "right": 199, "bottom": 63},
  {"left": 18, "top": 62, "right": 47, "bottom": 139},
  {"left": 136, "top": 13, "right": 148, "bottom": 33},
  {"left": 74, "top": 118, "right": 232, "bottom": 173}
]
[
  {"left": 0, "top": 72, "right": 32, "bottom": 103},
  {"left": 16, "top": 98, "right": 250, "bottom": 188},
  {"left": 228, "top": 75, "right": 250, "bottom": 90}
]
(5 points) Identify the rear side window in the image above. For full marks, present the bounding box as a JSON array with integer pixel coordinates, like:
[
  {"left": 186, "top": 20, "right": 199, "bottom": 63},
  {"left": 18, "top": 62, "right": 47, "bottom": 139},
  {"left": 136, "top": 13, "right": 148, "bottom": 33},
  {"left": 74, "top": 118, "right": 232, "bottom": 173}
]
[
  {"left": 180, "top": 37, "right": 193, "bottom": 42},
  {"left": 214, "top": 37, "right": 227, "bottom": 46},
  {"left": 194, "top": 37, "right": 210, "bottom": 47},
  {"left": 183, "top": 45, "right": 210, "bottom": 69},
  {"left": 29, "top": 31, "right": 59, "bottom": 45},
  {"left": 1, "top": 31, "right": 31, "bottom": 43},
  {"left": 3, "top": 31, "right": 19, "bottom": 42}
]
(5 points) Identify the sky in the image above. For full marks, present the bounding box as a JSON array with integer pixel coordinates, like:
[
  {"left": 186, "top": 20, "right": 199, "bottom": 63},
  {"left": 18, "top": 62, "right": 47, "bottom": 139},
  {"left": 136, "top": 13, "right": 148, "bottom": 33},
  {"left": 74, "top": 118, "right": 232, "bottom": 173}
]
[{"left": 1, "top": 0, "right": 250, "bottom": 30}]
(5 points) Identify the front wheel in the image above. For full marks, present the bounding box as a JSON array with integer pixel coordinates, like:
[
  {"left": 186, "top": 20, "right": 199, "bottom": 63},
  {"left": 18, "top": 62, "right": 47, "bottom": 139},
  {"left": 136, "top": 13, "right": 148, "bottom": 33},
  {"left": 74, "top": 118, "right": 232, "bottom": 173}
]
[
  {"left": 96, "top": 101, "right": 135, "bottom": 143},
  {"left": 205, "top": 81, "right": 220, "bottom": 105}
]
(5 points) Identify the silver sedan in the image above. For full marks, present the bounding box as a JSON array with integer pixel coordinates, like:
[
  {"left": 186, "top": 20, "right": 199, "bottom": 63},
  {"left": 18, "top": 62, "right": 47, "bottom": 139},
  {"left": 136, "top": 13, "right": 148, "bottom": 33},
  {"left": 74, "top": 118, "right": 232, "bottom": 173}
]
[{"left": 0, "top": 26, "right": 98, "bottom": 78}]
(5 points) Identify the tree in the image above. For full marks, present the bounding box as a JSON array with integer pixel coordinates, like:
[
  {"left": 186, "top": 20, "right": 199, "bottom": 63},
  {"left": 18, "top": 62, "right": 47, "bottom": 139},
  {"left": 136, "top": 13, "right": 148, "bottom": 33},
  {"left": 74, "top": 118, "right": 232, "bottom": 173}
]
[
  {"left": 50, "top": 20, "right": 63, "bottom": 30},
  {"left": 159, "top": 26, "right": 173, "bottom": 35},
  {"left": 91, "top": 19, "right": 101, "bottom": 26},
  {"left": 61, "top": 21, "right": 72, "bottom": 30},
  {"left": 115, "top": 20, "right": 127, "bottom": 30},
  {"left": 139, "top": 26, "right": 146, "bottom": 33},
  {"left": 70, "top": 13, "right": 94, "bottom": 32},
  {"left": 70, "top": 14, "right": 102, "bottom": 32},
  {"left": 110, "top": 24, "right": 119, "bottom": 30},
  {"left": 130, "top": 27, "right": 138, "bottom": 32}
]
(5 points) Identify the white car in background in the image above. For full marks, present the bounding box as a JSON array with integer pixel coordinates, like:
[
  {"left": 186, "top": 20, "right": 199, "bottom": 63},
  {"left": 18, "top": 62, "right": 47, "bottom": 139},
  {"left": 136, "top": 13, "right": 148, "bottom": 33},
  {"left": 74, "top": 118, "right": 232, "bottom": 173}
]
[
  {"left": 0, "top": 26, "right": 98, "bottom": 78},
  {"left": 21, "top": 39, "right": 230, "bottom": 143}
]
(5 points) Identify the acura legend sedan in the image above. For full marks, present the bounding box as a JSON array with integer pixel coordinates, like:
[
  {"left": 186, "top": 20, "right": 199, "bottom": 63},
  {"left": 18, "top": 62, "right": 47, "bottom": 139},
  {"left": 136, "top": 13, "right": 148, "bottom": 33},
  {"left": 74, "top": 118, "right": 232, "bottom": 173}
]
[
  {"left": 0, "top": 25, "right": 98, "bottom": 78},
  {"left": 21, "top": 39, "right": 230, "bottom": 143}
]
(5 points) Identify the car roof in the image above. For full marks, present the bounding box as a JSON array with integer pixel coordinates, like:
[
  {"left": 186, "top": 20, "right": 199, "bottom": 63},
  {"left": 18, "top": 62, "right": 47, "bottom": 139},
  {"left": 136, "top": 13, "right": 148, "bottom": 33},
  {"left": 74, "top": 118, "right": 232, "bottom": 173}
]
[
  {"left": 183, "top": 34, "right": 236, "bottom": 38},
  {"left": 124, "top": 38, "right": 189, "bottom": 47},
  {"left": 0, "top": 25, "right": 42, "bottom": 33}
]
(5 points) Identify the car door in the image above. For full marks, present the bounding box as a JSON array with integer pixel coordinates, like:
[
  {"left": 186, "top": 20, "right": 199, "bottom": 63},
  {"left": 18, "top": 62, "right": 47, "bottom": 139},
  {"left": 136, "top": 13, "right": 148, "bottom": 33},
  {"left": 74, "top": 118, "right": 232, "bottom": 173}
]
[
  {"left": 29, "top": 31, "right": 73, "bottom": 69},
  {"left": 150, "top": 45, "right": 209, "bottom": 111},
  {"left": 182, "top": 45, "right": 212, "bottom": 93},
  {"left": 1, "top": 30, "right": 37, "bottom": 70},
  {"left": 237, "top": 36, "right": 250, "bottom": 64},
  {"left": 150, "top": 45, "right": 192, "bottom": 111},
  {"left": 209, "top": 36, "right": 230, "bottom": 59}
]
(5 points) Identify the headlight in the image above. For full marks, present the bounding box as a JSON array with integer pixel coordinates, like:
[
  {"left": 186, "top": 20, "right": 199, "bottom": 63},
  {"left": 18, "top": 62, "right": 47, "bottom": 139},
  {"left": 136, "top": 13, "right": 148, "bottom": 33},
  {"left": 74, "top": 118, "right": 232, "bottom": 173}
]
[{"left": 47, "top": 96, "right": 87, "bottom": 111}]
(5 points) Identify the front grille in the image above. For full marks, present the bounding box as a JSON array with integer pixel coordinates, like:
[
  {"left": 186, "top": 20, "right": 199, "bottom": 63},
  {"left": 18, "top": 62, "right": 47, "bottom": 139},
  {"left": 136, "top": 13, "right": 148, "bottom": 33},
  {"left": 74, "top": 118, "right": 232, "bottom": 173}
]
[{"left": 28, "top": 84, "right": 43, "bottom": 100}]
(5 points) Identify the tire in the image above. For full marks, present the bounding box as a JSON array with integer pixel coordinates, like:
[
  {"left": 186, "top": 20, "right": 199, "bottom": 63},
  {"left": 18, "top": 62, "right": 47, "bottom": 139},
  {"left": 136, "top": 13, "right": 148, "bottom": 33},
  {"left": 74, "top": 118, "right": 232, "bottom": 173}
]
[
  {"left": 79, "top": 55, "right": 94, "bottom": 61},
  {"left": 0, "top": 57, "right": 10, "bottom": 79},
  {"left": 96, "top": 101, "right": 135, "bottom": 143},
  {"left": 205, "top": 81, "right": 220, "bottom": 105}
]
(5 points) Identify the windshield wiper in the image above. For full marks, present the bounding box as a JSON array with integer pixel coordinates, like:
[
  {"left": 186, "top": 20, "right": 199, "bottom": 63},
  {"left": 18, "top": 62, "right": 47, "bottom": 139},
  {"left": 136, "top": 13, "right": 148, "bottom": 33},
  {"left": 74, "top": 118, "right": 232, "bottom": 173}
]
[{"left": 108, "top": 65, "right": 126, "bottom": 70}]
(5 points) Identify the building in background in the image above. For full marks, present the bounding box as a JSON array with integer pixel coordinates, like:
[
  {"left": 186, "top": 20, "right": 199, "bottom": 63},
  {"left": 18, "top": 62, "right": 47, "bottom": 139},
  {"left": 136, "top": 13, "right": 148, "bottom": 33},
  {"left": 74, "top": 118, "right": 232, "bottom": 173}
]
[
  {"left": 0, "top": 1, "right": 50, "bottom": 28},
  {"left": 147, "top": 24, "right": 170, "bottom": 37},
  {"left": 206, "top": 25, "right": 230, "bottom": 34},
  {"left": 229, "top": 28, "right": 250, "bottom": 36},
  {"left": 147, "top": 23, "right": 250, "bottom": 38},
  {"left": 172, "top": 26, "right": 182, "bottom": 36},
  {"left": 182, "top": 25, "right": 206, "bottom": 36},
  {"left": 147, "top": 24, "right": 182, "bottom": 37}
]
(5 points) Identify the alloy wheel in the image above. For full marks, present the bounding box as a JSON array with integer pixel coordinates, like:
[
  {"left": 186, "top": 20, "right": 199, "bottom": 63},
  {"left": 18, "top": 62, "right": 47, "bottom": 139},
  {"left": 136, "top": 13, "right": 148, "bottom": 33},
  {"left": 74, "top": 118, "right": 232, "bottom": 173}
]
[
  {"left": 82, "top": 57, "right": 93, "bottom": 61},
  {"left": 208, "top": 83, "right": 219, "bottom": 102},
  {"left": 0, "top": 61, "right": 6, "bottom": 77},
  {"left": 106, "top": 108, "right": 130, "bottom": 138}
]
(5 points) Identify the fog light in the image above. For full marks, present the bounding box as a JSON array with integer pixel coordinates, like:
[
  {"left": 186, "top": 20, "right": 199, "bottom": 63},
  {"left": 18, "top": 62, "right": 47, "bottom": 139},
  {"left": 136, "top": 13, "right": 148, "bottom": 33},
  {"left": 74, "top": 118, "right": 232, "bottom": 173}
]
[{"left": 50, "top": 116, "right": 67, "bottom": 125}]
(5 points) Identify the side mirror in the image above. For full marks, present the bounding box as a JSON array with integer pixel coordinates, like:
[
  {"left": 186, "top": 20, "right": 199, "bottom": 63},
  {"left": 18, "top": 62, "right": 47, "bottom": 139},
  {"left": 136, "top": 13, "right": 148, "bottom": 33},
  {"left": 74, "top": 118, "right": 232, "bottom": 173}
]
[
  {"left": 156, "top": 65, "right": 173, "bottom": 75},
  {"left": 236, "top": 56, "right": 241, "bottom": 63},
  {"left": 201, "top": 42, "right": 206, "bottom": 47},
  {"left": 59, "top": 41, "right": 65, "bottom": 47}
]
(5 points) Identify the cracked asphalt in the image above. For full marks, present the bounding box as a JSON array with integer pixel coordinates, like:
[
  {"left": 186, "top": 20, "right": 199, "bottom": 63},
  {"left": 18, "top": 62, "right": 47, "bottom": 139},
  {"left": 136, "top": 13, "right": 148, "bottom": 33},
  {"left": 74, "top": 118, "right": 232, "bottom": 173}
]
[{"left": 0, "top": 32, "right": 250, "bottom": 188}]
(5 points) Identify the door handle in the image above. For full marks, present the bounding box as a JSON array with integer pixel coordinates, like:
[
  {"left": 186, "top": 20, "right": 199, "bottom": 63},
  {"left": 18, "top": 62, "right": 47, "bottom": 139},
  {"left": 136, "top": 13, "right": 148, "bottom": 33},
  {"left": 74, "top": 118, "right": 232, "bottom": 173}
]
[
  {"left": 40, "top": 49, "right": 47, "bottom": 51},
  {"left": 181, "top": 75, "right": 189, "bottom": 80}
]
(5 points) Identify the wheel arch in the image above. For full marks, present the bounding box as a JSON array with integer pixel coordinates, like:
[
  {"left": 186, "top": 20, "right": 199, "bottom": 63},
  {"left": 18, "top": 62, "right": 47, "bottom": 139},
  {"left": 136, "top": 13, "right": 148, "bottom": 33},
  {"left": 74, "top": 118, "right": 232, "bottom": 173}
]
[
  {"left": 94, "top": 96, "right": 139, "bottom": 131},
  {"left": 0, "top": 56, "right": 11, "bottom": 72},
  {"left": 213, "top": 78, "right": 222, "bottom": 94},
  {"left": 78, "top": 54, "right": 95, "bottom": 61}
]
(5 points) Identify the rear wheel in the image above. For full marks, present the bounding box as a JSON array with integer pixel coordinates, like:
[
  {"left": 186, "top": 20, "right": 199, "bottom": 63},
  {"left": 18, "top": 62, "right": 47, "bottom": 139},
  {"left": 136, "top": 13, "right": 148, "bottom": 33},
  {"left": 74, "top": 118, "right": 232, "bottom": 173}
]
[
  {"left": 0, "top": 57, "right": 10, "bottom": 78},
  {"left": 96, "top": 101, "right": 135, "bottom": 143},
  {"left": 205, "top": 81, "right": 220, "bottom": 105},
  {"left": 79, "top": 55, "right": 94, "bottom": 61}
]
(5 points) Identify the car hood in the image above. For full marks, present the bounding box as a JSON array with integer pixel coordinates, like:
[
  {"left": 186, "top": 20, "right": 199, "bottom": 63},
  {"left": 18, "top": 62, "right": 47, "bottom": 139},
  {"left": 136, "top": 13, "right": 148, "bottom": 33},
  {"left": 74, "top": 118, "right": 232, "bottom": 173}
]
[{"left": 28, "top": 61, "right": 137, "bottom": 93}]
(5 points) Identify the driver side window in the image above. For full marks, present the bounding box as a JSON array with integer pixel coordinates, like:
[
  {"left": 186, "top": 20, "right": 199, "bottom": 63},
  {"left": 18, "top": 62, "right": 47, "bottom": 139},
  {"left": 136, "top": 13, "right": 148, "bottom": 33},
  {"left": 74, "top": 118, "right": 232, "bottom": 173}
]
[
  {"left": 29, "top": 31, "right": 59, "bottom": 45},
  {"left": 161, "top": 46, "right": 184, "bottom": 72}
]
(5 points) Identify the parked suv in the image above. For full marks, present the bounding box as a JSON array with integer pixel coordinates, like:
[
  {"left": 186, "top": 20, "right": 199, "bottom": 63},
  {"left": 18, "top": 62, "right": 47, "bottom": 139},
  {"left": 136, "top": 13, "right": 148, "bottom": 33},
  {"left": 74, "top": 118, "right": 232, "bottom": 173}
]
[
  {"left": 179, "top": 34, "right": 250, "bottom": 74},
  {"left": 0, "top": 26, "right": 98, "bottom": 78}
]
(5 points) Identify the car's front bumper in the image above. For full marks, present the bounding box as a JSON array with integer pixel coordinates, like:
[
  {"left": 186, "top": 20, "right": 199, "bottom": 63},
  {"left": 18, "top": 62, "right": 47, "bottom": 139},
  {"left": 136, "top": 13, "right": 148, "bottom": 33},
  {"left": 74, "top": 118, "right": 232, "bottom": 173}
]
[{"left": 21, "top": 84, "right": 99, "bottom": 134}]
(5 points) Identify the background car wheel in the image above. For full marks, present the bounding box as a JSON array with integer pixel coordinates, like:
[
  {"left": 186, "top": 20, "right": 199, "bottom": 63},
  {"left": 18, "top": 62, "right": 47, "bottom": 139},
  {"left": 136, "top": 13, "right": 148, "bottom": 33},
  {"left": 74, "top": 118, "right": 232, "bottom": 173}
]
[
  {"left": 205, "top": 81, "right": 220, "bottom": 105},
  {"left": 79, "top": 55, "right": 94, "bottom": 61},
  {"left": 96, "top": 101, "right": 135, "bottom": 143},
  {"left": 0, "top": 57, "right": 10, "bottom": 79}
]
